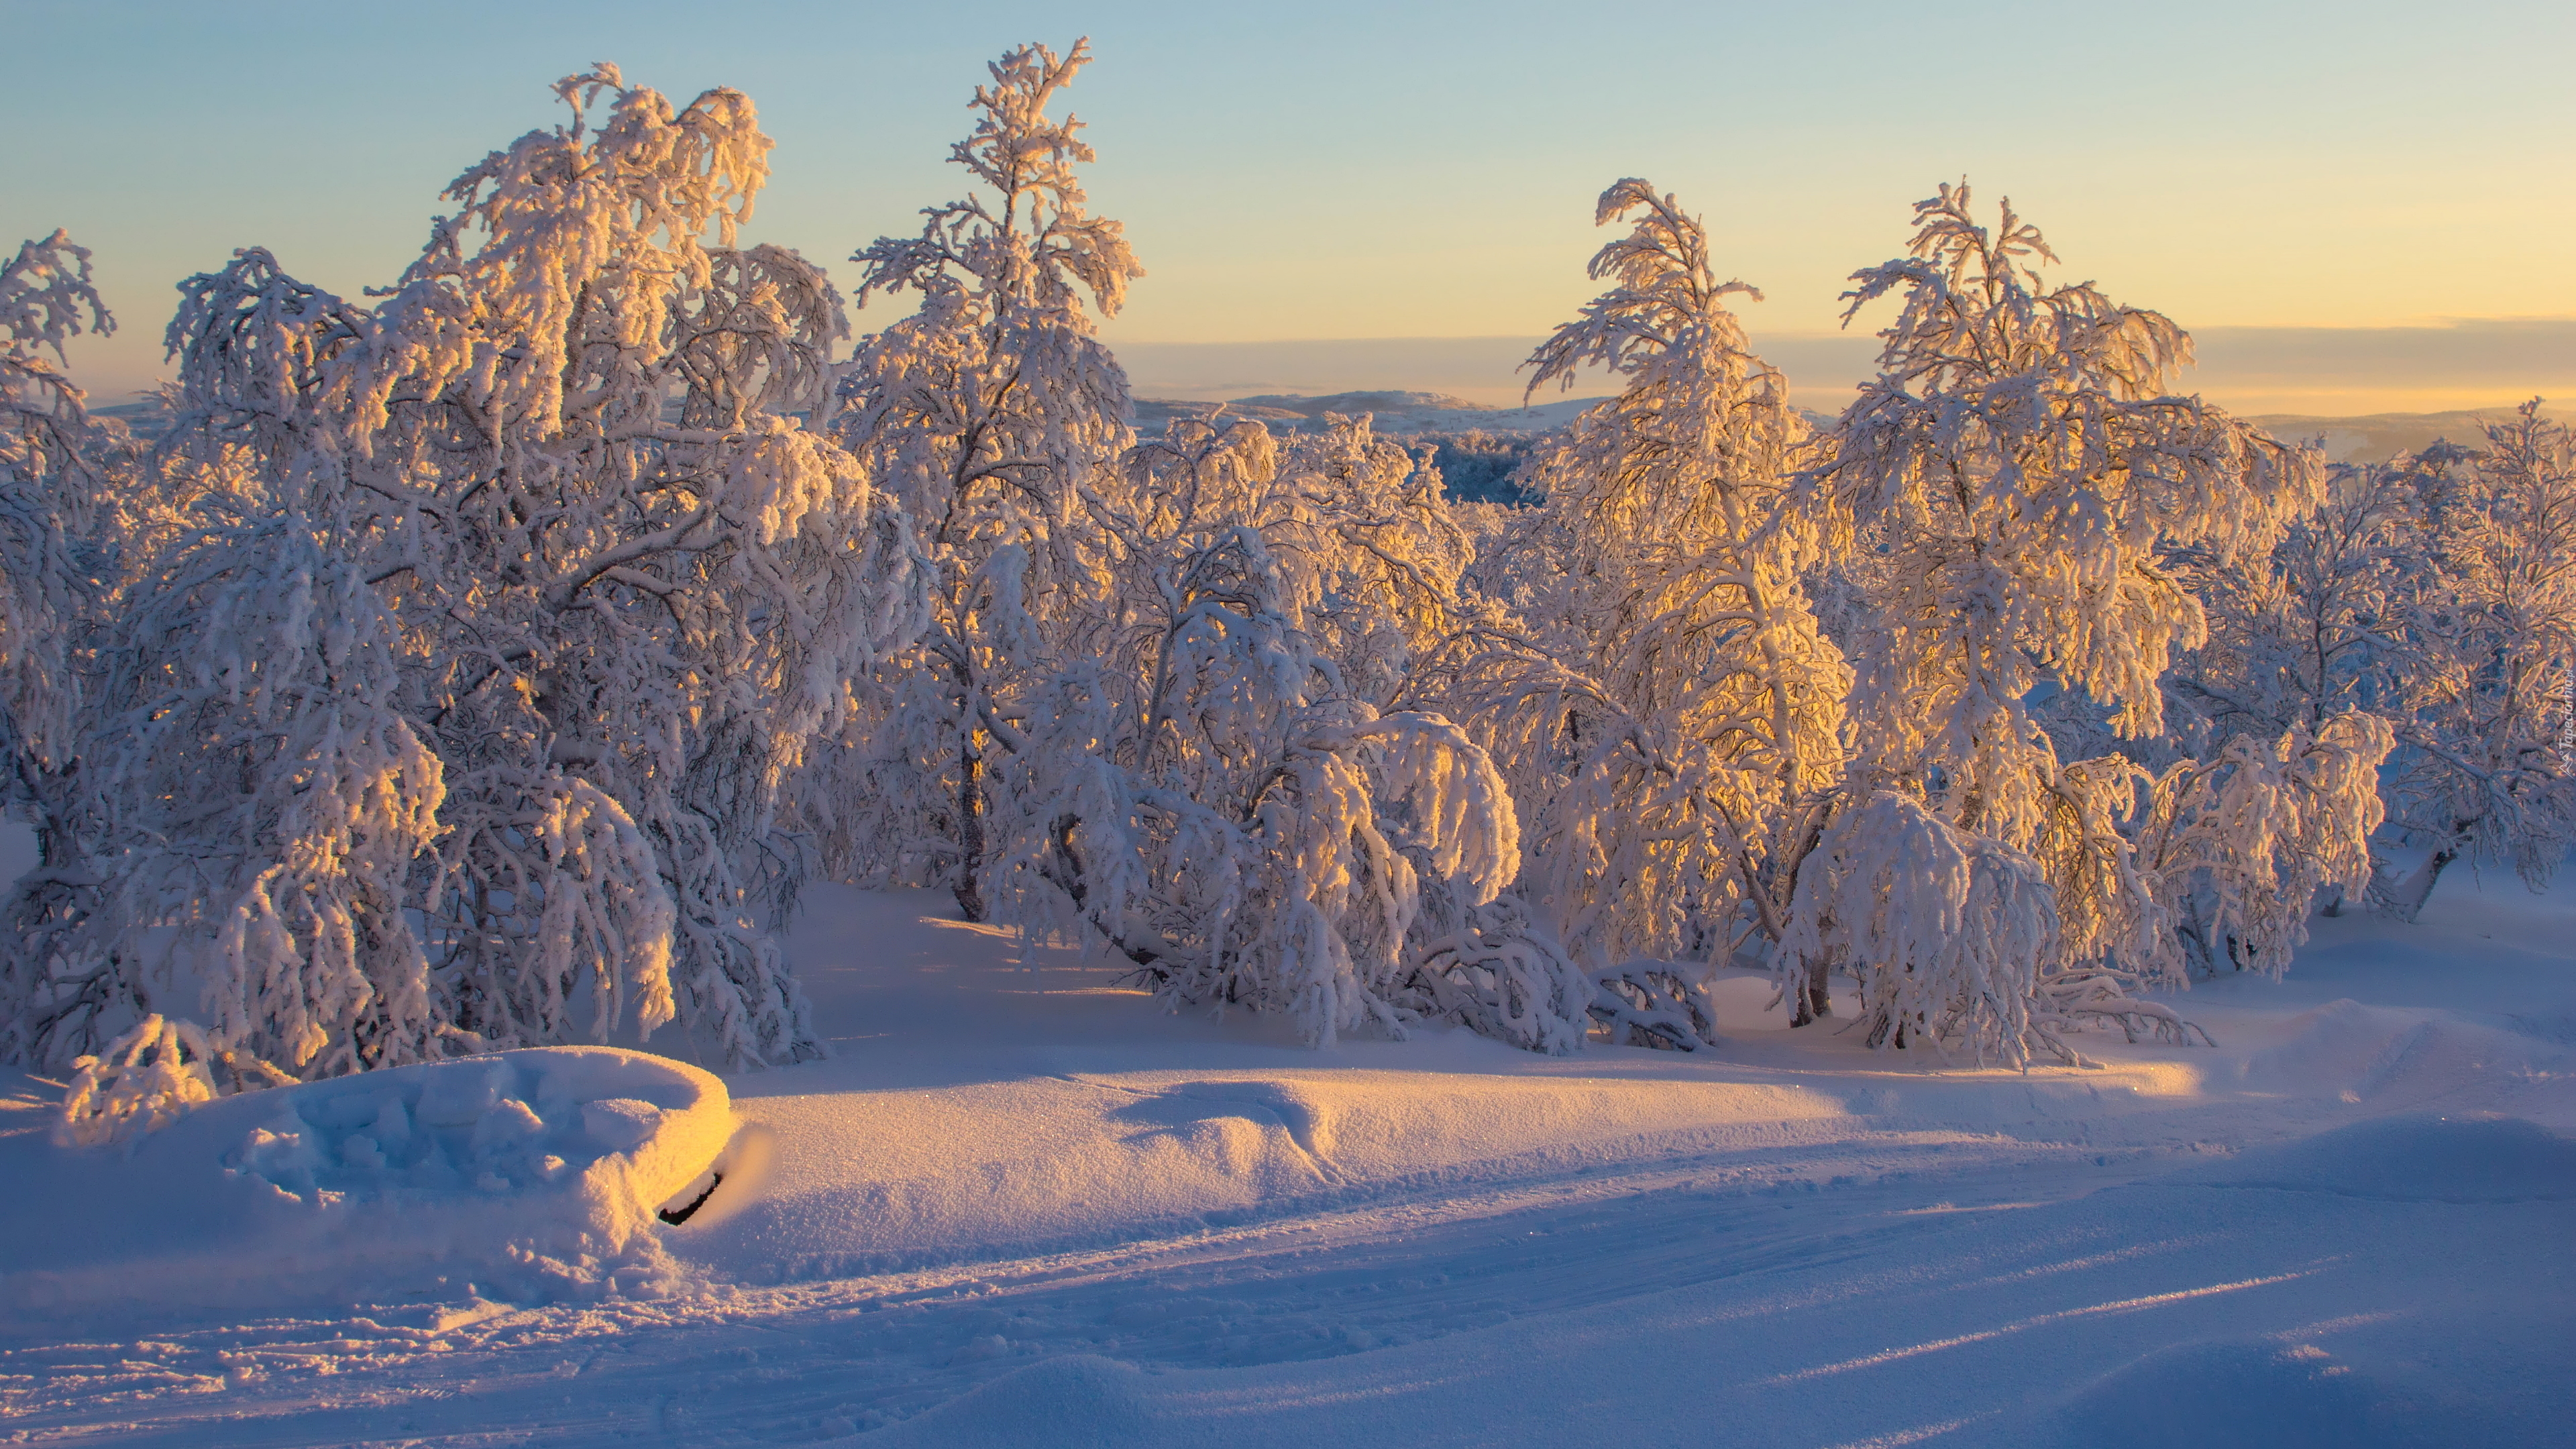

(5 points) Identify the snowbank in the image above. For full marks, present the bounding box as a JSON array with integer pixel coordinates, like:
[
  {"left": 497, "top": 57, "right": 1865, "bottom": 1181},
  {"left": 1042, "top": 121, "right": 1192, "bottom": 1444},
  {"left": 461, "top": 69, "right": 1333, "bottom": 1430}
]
[
  {"left": 849, "top": 1112, "right": 2576, "bottom": 1449},
  {"left": 2166, "top": 1111, "right": 2576, "bottom": 1202},
  {"left": 0, "top": 1047, "right": 731, "bottom": 1319},
  {"left": 676, "top": 889, "right": 2217, "bottom": 1281},
  {"left": 6, "top": 875, "right": 2573, "bottom": 1445},
  {"left": 680, "top": 1067, "right": 1864, "bottom": 1278}
]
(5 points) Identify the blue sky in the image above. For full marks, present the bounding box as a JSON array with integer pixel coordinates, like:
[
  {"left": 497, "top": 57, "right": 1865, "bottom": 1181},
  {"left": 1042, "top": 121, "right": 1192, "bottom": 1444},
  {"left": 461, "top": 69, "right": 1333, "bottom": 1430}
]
[{"left": 10, "top": 0, "right": 2572, "bottom": 411}]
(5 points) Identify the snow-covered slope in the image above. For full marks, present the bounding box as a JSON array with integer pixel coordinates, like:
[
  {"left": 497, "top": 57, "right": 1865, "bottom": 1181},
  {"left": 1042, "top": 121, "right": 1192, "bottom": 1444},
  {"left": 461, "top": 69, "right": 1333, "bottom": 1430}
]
[{"left": 4, "top": 866, "right": 2571, "bottom": 1444}]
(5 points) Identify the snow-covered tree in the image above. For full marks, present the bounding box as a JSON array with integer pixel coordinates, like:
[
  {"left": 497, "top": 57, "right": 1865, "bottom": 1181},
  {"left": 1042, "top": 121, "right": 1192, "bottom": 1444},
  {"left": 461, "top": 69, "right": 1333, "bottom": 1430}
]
[
  {"left": 15, "top": 66, "right": 920, "bottom": 1083},
  {"left": 1036, "top": 414, "right": 1526, "bottom": 1049},
  {"left": 0, "top": 231, "right": 112, "bottom": 771},
  {"left": 826, "top": 39, "right": 1139, "bottom": 922},
  {"left": 2167, "top": 461, "right": 2415, "bottom": 749},
  {"left": 70, "top": 516, "right": 449, "bottom": 1077},
  {"left": 815, "top": 42, "right": 1530, "bottom": 1051},
  {"left": 1819, "top": 184, "right": 2317, "bottom": 847},
  {"left": 0, "top": 230, "right": 127, "bottom": 1067},
  {"left": 1444, "top": 180, "right": 1847, "bottom": 1040},
  {"left": 1789, "top": 183, "right": 2365, "bottom": 1057},
  {"left": 308, "top": 65, "right": 913, "bottom": 1067},
  {"left": 2371, "top": 402, "right": 2576, "bottom": 917},
  {"left": 2154, "top": 453, "right": 2424, "bottom": 932}
]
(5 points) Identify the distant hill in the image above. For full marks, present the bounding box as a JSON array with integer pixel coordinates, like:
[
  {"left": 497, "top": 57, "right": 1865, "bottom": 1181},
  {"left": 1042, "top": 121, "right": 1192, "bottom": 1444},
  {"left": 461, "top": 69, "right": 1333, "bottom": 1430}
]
[
  {"left": 1134, "top": 390, "right": 1607, "bottom": 437},
  {"left": 101, "top": 390, "right": 2546, "bottom": 473},
  {"left": 2243, "top": 407, "right": 2558, "bottom": 463},
  {"left": 1138, "top": 393, "right": 2555, "bottom": 471}
]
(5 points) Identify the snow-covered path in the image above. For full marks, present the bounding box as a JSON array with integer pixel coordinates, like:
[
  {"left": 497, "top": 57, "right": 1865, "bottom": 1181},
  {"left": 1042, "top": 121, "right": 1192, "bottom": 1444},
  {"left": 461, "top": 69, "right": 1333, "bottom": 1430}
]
[
  {"left": 7, "top": 873, "right": 2573, "bottom": 1446},
  {"left": 12, "top": 1121, "right": 2567, "bottom": 1447}
]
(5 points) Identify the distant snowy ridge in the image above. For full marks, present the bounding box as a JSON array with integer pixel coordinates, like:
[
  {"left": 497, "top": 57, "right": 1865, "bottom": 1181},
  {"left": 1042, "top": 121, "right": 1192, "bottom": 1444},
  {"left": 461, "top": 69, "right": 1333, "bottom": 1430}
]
[
  {"left": 1126, "top": 391, "right": 2548, "bottom": 464},
  {"left": 1132, "top": 390, "right": 1611, "bottom": 437},
  {"left": 2243, "top": 405, "right": 2568, "bottom": 463}
]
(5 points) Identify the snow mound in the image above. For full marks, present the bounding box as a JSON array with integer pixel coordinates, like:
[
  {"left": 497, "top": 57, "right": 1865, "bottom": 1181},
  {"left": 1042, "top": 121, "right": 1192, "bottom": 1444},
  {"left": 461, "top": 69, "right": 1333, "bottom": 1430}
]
[
  {"left": 2238, "top": 999, "right": 2418, "bottom": 1090},
  {"left": 1, "top": 1048, "right": 731, "bottom": 1320},
  {"left": 858, "top": 1355, "right": 1159, "bottom": 1448},
  {"left": 223, "top": 1049, "right": 728, "bottom": 1210},
  {"left": 2169, "top": 1114, "right": 2576, "bottom": 1203},
  {"left": 680, "top": 1067, "right": 1855, "bottom": 1279},
  {"left": 2237, "top": 998, "right": 2563, "bottom": 1106},
  {"left": 2045, "top": 1338, "right": 2486, "bottom": 1448}
]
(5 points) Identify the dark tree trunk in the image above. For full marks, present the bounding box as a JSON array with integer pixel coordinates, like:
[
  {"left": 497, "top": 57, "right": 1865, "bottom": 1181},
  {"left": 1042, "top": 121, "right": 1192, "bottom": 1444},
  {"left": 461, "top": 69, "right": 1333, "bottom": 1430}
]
[
  {"left": 953, "top": 733, "right": 987, "bottom": 922},
  {"left": 1788, "top": 956, "right": 1833, "bottom": 1027},
  {"left": 2384, "top": 842, "right": 2460, "bottom": 924}
]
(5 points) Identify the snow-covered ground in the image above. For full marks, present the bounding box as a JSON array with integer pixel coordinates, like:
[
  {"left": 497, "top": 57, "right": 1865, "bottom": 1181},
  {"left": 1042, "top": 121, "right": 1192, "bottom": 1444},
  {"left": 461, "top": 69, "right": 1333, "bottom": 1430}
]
[{"left": 5, "top": 866, "right": 2572, "bottom": 1446}]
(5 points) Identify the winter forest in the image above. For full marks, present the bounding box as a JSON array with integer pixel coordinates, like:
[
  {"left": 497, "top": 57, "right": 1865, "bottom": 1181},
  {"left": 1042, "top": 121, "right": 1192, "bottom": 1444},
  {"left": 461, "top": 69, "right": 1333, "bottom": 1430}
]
[
  {"left": 15, "top": 42, "right": 2565, "bottom": 1119},
  {"left": 6, "top": 36, "right": 2575, "bottom": 1446}
]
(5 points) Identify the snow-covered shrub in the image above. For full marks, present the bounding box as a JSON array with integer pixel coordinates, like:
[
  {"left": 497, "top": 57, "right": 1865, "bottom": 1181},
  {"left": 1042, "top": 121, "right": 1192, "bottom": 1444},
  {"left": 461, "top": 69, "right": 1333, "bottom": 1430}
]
[
  {"left": 56, "top": 1014, "right": 295, "bottom": 1148},
  {"left": 1586, "top": 961, "right": 1723, "bottom": 1053},
  {"left": 1781, "top": 792, "right": 2065, "bottom": 1067},
  {"left": 70, "top": 517, "right": 448, "bottom": 1077},
  {"left": 58, "top": 1016, "right": 217, "bottom": 1147},
  {"left": 2136, "top": 713, "right": 2394, "bottom": 977},
  {"left": 2369, "top": 402, "right": 2576, "bottom": 917},
  {"left": 1407, "top": 895, "right": 1596, "bottom": 1055}
]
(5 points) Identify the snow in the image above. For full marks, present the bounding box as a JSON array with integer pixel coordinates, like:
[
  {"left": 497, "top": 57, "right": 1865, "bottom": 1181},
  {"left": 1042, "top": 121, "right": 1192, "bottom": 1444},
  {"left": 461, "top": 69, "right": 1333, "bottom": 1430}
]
[
  {"left": 1, "top": 1044, "right": 731, "bottom": 1321},
  {"left": 7, "top": 45, "right": 2569, "bottom": 1448},
  {"left": 3, "top": 858, "right": 2572, "bottom": 1444}
]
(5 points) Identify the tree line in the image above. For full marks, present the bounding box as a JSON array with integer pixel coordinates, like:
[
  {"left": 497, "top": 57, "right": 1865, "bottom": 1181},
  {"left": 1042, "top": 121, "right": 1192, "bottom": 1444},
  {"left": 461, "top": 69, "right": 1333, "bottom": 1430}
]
[{"left": 6, "top": 43, "right": 2567, "bottom": 1138}]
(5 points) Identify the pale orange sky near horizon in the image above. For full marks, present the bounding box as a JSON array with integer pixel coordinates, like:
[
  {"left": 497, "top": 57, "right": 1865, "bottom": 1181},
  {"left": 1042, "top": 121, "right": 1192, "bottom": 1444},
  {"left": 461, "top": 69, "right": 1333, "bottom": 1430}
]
[
  {"left": 14, "top": 1, "right": 2571, "bottom": 418},
  {"left": 1105, "top": 324, "right": 2576, "bottom": 420}
]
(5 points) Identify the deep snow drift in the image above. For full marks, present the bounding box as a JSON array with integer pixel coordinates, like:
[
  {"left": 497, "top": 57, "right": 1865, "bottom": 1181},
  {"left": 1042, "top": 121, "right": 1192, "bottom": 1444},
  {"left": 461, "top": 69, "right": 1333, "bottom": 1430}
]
[
  {"left": 3, "top": 863, "right": 2571, "bottom": 1447},
  {"left": 4, "top": 1046, "right": 733, "bottom": 1320}
]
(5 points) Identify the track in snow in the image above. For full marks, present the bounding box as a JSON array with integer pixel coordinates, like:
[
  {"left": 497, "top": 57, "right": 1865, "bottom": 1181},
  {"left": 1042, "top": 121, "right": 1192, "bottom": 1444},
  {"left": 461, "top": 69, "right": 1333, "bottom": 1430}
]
[{"left": 1, "top": 1130, "right": 2168, "bottom": 1446}]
